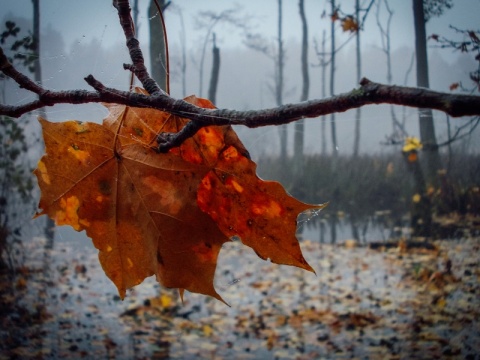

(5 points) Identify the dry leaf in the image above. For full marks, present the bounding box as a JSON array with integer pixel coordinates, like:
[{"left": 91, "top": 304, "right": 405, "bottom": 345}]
[{"left": 34, "top": 88, "right": 324, "bottom": 301}]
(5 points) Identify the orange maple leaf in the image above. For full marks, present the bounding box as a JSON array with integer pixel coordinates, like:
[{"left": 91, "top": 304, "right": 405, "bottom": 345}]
[
  {"left": 449, "top": 82, "right": 460, "bottom": 91},
  {"left": 34, "top": 89, "right": 325, "bottom": 302},
  {"left": 341, "top": 16, "right": 359, "bottom": 33}
]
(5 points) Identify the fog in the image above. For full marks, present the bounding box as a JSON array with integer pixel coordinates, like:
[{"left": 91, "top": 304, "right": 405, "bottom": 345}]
[{"left": 2, "top": 0, "right": 479, "bottom": 159}]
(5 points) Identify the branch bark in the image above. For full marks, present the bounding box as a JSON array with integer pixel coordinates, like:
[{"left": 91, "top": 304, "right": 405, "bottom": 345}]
[{"left": 1, "top": 0, "right": 480, "bottom": 154}]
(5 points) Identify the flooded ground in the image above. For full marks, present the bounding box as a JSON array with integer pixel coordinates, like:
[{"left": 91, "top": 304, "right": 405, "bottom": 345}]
[{"left": 1, "top": 225, "right": 479, "bottom": 359}]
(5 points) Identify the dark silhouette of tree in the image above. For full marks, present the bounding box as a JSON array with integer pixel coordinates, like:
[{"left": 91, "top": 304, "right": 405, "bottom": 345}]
[
  {"left": 293, "top": 0, "right": 309, "bottom": 175},
  {"left": 414, "top": 0, "right": 454, "bottom": 186},
  {"left": 172, "top": 5, "right": 187, "bottom": 97},
  {"left": 207, "top": 33, "right": 220, "bottom": 104},
  {"left": 194, "top": 6, "right": 246, "bottom": 98},
  {"left": 276, "top": 0, "right": 287, "bottom": 163},
  {"left": 149, "top": 0, "right": 171, "bottom": 93},
  {"left": 376, "top": 0, "right": 408, "bottom": 140},
  {"left": 313, "top": 30, "right": 329, "bottom": 155},
  {"left": 32, "top": 0, "right": 54, "bottom": 244},
  {"left": 329, "top": 0, "right": 338, "bottom": 156},
  {"left": 244, "top": 0, "right": 288, "bottom": 161}
]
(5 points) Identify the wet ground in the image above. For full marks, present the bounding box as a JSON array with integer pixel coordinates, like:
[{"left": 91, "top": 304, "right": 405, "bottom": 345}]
[{"left": 1, "top": 227, "right": 479, "bottom": 359}]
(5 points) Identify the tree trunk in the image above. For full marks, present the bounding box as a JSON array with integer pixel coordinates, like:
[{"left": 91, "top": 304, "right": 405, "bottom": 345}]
[
  {"left": 208, "top": 33, "right": 220, "bottom": 105},
  {"left": 178, "top": 10, "right": 187, "bottom": 98},
  {"left": 32, "top": 0, "right": 55, "bottom": 244},
  {"left": 412, "top": 0, "right": 441, "bottom": 186},
  {"left": 132, "top": 0, "right": 139, "bottom": 31},
  {"left": 321, "top": 30, "right": 327, "bottom": 155},
  {"left": 410, "top": 0, "right": 442, "bottom": 237},
  {"left": 403, "top": 150, "right": 433, "bottom": 236},
  {"left": 148, "top": 0, "right": 169, "bottom": 93},
  {"left": 377, "top": 0, "right": 403, "bottom": 137},
  {"left": 353, "top": 0, "right": 361, "bottom": 157},
  {"left": 277, "top": 0, "right": 287, "bottom": 162},
  {"left": 294, "top": 0, "right": 309, "bottom": 175},
  {"left": 330, "top": 0, "right": 338, "bottom": 156}
]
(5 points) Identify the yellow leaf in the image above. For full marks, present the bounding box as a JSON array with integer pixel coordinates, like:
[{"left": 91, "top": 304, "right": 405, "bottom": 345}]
[
  {"left": 345, "top": 239, "right": 357, "bottom": 249},
  {"left": 436, "top": 297, "right": 447, "bottom": 309},
  {"left": 203, "top": 324, "right": 213, "bottom": 337},
  {"left": 402, "top": 137, "right": 423, "bottom": 152},
  {"left": 160, "top": 293, "right": 173, "bottom": 308}
]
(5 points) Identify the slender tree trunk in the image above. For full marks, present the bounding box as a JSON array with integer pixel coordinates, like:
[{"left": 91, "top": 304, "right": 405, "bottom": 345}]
[
  {"left": 321, "top": 30, "right": 327, "bottom": 155},
  {"left": 277, "top": 0, "right": 287, "bottom": 162},
  {"left": 132, "top": 0, "right": 139, "bottom": 31},
  {"left": 403, "top": 150, "right": 432, "bottom": 237},
  {"left": 32, "top": 2, "right": 55, "bottom": 349},
  {"left": 353, "top": 0, "right": 361, "bottom": 156},
  {"left": 294, "top": 0, "right": 309, "bottom": 175},
  {"left": 198, "top": 25, "right": 214, "bottom": 97},
  {"left": 33, "top": 1, "right": 42, "bottom": 87},
  {"left": 32, "top": 0, "right": 55, "bottom": 244},
  {"left": 330, "top": 0, "right": 338, "bottom": 156},
  {"left": 149, "top": 0, "right": 169, "bottom": 93},
  {"left": 411, "top": 0, "right": 441, "bottom": 237},
  {"left": 178, "top": 10, "right": 187, "bottom": 98},
  {"left": 208, "top": 33, "right": 220, "bottom": 105},
  {"left": 377, "top": 0, "right": 405, "bottom": 137},
  {"left": 412, "top": 0, "right": 441, "bottom": 185}
]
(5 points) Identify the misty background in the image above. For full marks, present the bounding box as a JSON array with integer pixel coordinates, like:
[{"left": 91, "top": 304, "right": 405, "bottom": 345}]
[{"left": 2, "top": 0, "right": 479, "bottom": 159}]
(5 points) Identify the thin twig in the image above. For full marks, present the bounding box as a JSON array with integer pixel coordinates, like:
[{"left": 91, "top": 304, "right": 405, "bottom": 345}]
[{"left": 113, "top": 0, "right": 164, "bottom": 96}]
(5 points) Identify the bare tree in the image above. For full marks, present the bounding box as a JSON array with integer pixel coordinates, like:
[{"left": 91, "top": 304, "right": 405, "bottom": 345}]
[
  {"left": 353, "top": 0, "right": 362, "bottom": 157},
  {"left": 244, "top": 0, "right": 288, "bottom": 161},
  {"left": 177, "top": 7, "right": 187, "bottom": 97},
  {"left": 194, "top": 6, "right": 246, "bottom": 98},
  {"left": 313, "top": 30, "right": 329, "bottom": 155},
  {"left": 293, "top": 0, "right": 309, "bottom": 174},
  {"left": 149, "top": 0, "right": 171, "bottom": 93},
  {"left": 32, "top": 0, "right": 55, "bottom": 244},
  {"left": 376, "top": 0, "right": 408, "bottom": 140},
  {"left": 413, "top": 0, "right": 453, "bottom": 187},
  {"left": 207, "top": 33, "right": 220, "bottom": 104},
  {"left": 276, "top": 0, "right": 287, "bottom": 162},
  {"left": 329, "top": 0, "right": 338, "bottom": 156}
]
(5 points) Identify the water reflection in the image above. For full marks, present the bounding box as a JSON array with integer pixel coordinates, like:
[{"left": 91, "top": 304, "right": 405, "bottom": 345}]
[{"left": 299, "top": 210, "right": 411, "bottom": 244}]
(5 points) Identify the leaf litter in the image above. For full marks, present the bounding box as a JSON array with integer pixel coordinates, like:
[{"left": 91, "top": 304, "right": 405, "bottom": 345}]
[{"left": 1, "top": 232, "right": 478, "bottom": 359}]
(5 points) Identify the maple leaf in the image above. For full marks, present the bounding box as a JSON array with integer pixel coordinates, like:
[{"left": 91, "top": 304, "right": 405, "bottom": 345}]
[
  {"left": 449, "top": 82, "right": 460, "bottom": 91},
  {"left": 402, "top": 137, "right": 422, "bottom": 153},
  {"left": 34, "top": 89, "right": 324, "bottom": 302},
  {"left": 341, "top": 16, "right": 359, "bottom": 33}
]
